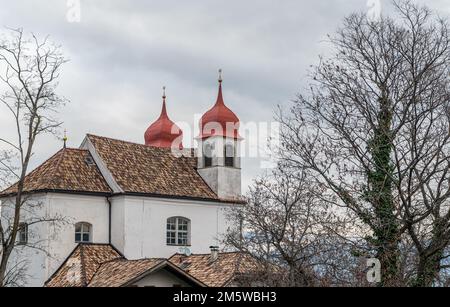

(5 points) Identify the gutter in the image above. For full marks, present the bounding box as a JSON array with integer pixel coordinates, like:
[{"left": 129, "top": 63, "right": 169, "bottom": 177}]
[{"left": 106, "top": 196, "right": 112, "bottom": 245}]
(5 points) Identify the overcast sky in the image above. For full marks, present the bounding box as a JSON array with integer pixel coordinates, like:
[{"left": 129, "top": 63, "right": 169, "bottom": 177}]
[{"left": 0, "top": 0, "right": 448, "bottom": 190}]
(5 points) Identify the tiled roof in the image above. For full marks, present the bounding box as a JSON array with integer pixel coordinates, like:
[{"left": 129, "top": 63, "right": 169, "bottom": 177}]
[
  {"left": 86, "top": 134, "right": 225, "bottom": 201},
  {"left": 88, "top": 258, "right": 166, "bottom": 287},
  {"left": 45, "top": 244, "right": 123, "bottom": 287},
  {"left": 1, "top": 134, "right": 244, "bottom": 204},
  {"left": 46, "top": 244, "right": 206, "bottom": 287},
  {"left": 46, "top": 244, "right": 258, "bottom": 287},
  {"left": 0, "top": 148, "right": 112, "bottom": 197},
  {"left": 169, "top": 252, "right": 261, "bottom": 287}
]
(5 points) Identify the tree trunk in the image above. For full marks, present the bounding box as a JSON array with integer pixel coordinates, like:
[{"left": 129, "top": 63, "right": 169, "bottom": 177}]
[
  {"left": 0, "top": 245, "right": 13, "bottom": 287},
  {"left": 413, "top": 252, "right": 441, "bottom": 287},
  {"left": 368, "top": 96, "right": 400, "bottom": 286}
]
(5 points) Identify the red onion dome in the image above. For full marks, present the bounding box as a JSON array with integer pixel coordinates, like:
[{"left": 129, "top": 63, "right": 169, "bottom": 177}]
[
  {"left": 199, "top": 70, "right": 241, "bottom": 139},
  {"left": 144, "top": 87, "right": 183, "bottom": 149}
]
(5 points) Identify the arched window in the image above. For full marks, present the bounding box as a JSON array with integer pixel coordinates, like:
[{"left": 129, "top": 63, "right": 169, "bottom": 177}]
[
  {"left": 203, "top": 143, "right": 213, "bottom": 168},
  {"left": 166, "top": 217, "right": 190, "bottom": 246},
  {"left": 224, "top": 143, "right": 235, "bottom": 167},
  {"left": 18, "top": 223, "right": 28, "bottom": 245},
  {"left": 75, "top": 222, "right": 92, "bottom": 243}
]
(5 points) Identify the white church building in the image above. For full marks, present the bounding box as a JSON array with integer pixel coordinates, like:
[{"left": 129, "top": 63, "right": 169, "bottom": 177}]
[{"left": 0, "top": 73, "right": 255, "bottom": 287}]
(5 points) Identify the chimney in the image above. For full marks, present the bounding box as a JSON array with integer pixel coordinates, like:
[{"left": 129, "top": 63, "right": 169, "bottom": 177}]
[{"left": 209, "top": 246, "right": 219, "bottom": 263}]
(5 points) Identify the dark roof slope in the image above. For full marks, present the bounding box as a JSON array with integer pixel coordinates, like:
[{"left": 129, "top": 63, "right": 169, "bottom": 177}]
[
  {"left": 86, "top": 134, "right": 221, "bottom": 201},
  {"left": 0, "top": 148, "right": 111, "bottom": 197}
]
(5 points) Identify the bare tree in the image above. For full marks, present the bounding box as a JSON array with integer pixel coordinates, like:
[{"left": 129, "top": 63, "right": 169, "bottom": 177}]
[
  {"left": 0, "top": 28, "right": 68, "bottom": 287},
  {"left": 277, "top": 0, "right": 450, "bottom": 286},
  {"left": 223, "top": 165, "right": 362, "bottom": 287}
]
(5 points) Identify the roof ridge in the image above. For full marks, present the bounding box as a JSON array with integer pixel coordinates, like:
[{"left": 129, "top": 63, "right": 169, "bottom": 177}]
[
  {"left": 21, "top": 148, "right": 65, "bottom": 180},
  {"left": 87, "top": 133, "right": 194, "bottom": 151},
  {"left": 79, "top": 244, "right": 88, "bottom": 287},
  {"left": 2, "top": 148, "right": 66, "bottom": 194},
  {"left": 169, "top": 251, "right": 241, "bottom": 258},
  {"left": 49, "top": 148, "right": 70, "bottom": 188},
  {"left": 77, "top": 243, "right": 113, "bottom": 246},
  {"left": 64, "top": 148, "right": 88, "bottom": 152},
  {"left": 48, "top": 147, "right": 90, "bottom": 189},
  {"left": 107, "top": 258, "right": 166, "bottom": 263}
]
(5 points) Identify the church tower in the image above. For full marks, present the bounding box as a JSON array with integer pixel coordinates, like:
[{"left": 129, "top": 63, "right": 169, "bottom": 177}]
[{"left": 197, "top": 70, "right": 242, "bottom": 200}]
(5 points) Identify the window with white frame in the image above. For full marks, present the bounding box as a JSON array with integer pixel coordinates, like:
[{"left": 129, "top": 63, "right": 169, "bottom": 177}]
[
  {"left": 18, "top": 223, "right": 28, "bottom": 245},
  {"left": 75, "top": 222, "right": 92, "bottom": 243},
  {"left": 166, "top": 217, "right": 190, "bottom": 246}
]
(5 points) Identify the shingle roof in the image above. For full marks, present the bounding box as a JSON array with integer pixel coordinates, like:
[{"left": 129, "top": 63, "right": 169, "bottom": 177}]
[
  {"left": 45, "top": 244, "right": 123, "bottom": 287},
  {"left": 169, "top": 252, "right": 261, "bottom": 287},
  {"left": 46, "top": 244, "right": 206, "bottom": 287},
  {"left": 1, "top": 134, "right": 244, "bottom": 203},
  {"left": 86, "top": 134, "right": 224, "bottom": 201},
  {"left": 0, "top": 148, "right": 111, "bottom": 197},
  {"left": 88, "top": 258, "right": 166, "bottom": 287}
]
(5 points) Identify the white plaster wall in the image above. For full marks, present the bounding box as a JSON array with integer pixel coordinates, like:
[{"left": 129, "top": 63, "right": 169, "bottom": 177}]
[
  {"left": 115, "top": 195, "right": 232, "bottom": 259},
  {"left": 1, "top": 193, "right": 110, "bottom": 286},
  {"left": 111, "top": 196, "right": 125, "bottom": 253},
  {"left": 132, "top": 269, "right": 190, "bottom": 287},
  {"left": 197, "top": 135, "right": 242, "bottom": 199},
  {"left": 0, "top": 194, "right": 48, "bottom": 287},
  {"left": 198, "top": 166, "right": 241, "bottom": 199},
  {"left": 45, "top": 193, "right": 110, "bottom": 279}
]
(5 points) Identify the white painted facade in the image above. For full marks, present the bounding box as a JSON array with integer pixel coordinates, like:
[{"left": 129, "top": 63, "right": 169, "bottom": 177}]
[
  {"left": 0, "top": 193, "right": 110, "bottom": 287},
  {"left": 197, "top": 135, "right": 242, "bottom": 200},
  {"left": 111, "top": 195, "right": 231, "bottom": 260},
  {"left": 1, "top": 192, "right": 233, "bottom": 287}
]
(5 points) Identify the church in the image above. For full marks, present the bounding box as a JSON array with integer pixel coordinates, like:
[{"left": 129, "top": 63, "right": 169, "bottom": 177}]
[{"left": 0, "top": 72, "right": 256, "bottom": 287}]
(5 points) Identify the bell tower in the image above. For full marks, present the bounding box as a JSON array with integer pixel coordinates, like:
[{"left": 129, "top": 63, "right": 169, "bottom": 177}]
[{"left": 197, "top": 70, "right": 242, "bottom": 200}]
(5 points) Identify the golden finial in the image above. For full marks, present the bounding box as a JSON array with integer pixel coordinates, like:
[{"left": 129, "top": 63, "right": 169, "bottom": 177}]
[
  {"left": 162, "top": 86, "right": 166, "bottom": 99},
  {"left": 63, "top": 129, "right": 68, "bottom": 148},
  {"left": 218, "top": 69, "right": 223, "bottom": 83}
]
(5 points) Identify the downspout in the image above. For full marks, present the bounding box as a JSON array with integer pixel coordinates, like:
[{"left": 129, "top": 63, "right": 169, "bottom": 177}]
[{"left": 107, "top": 196, "right": 112, "bottom": 245}]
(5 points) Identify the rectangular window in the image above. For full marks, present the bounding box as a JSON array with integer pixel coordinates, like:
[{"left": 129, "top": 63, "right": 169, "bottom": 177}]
[
  {"left": 18, "top": 223, "right": 28, "bottom": 245},
  {"left": 167, "top": 217, "right": 190, "bottom": 246},
  {"left": 75, "top": 223, "right": 91, "bottom": 243}
]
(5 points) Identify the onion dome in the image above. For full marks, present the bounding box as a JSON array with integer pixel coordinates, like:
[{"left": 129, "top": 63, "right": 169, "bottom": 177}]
[
  {"left": 144, "top": 87, "right": 183, "bottom": 149},
  {"left": 199, "top": 70, "right": 241, "bottom": 139}
]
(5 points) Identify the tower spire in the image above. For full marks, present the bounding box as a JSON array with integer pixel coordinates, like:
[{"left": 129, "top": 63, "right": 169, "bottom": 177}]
[
  {"left": 216, "top": 69, "right": 224, "bottom": 106},
  {"left": 63, "top": 129, "right": 67, "bottom": 148},
  {"left": 160, "top": 86, "right": 168, "bottom": 118},
  {"left": 218, "top": 68, "right": 223, "bottom": 83}
]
